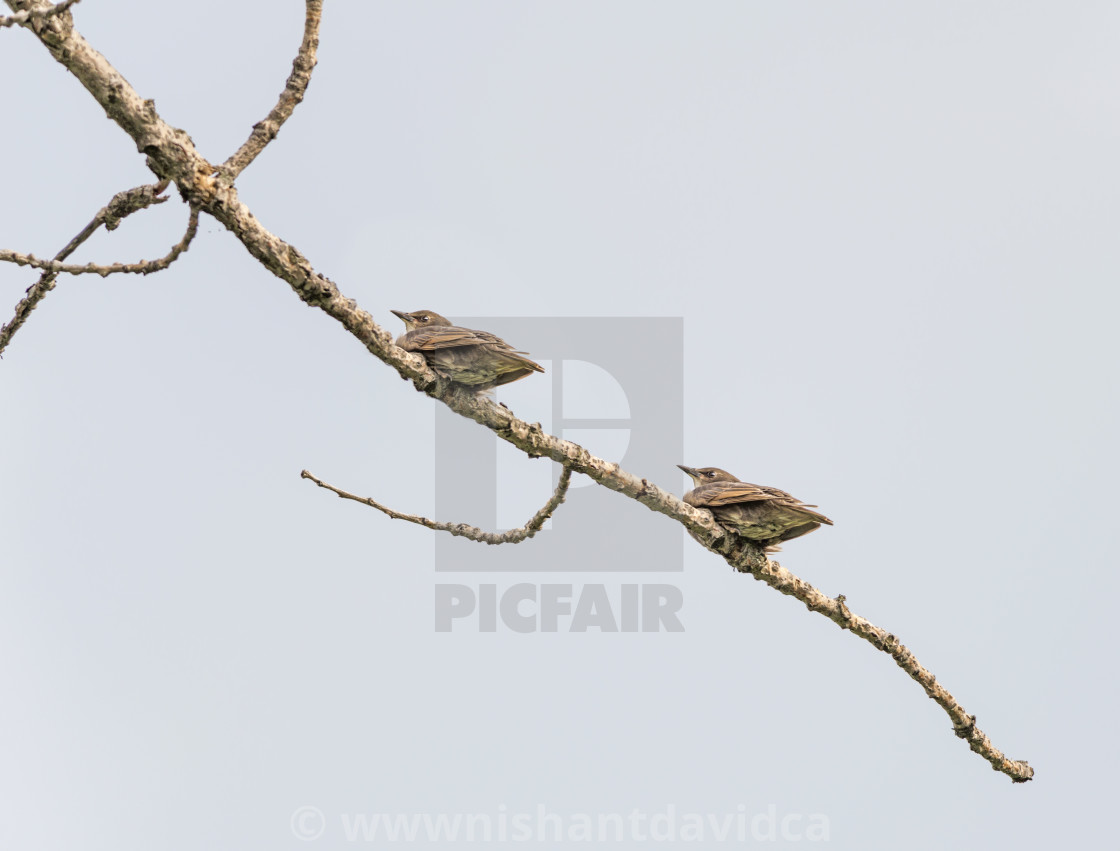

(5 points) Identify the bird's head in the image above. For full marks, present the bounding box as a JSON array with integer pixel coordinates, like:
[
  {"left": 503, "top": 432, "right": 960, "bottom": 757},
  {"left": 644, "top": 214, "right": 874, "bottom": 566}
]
[
  {"left": 677, "top": 465, "right": 740, "bottom": 485},
  {"left": 391, "top": 309, "right": 452, "bottom": 331}
]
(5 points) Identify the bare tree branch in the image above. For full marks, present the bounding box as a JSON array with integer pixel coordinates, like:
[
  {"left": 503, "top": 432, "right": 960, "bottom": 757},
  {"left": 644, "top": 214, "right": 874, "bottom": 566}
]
[
  {"left": 5, "top": 0, "right": 1034, "bottom": 783},
  {"left": 221, "top": 0, "right": 322, "bottom": 178},
  {"left": 301, "top": 466, "right": 574, "bottom": 545},
  {"left": 0, "top": 180, "right": 173, "bottom": 355},
  {"left": 0, "top": 0, "right": 77, "bottom": 28},
  {"left": 0, "top": 206, "right": 199, "bottom": 277}
]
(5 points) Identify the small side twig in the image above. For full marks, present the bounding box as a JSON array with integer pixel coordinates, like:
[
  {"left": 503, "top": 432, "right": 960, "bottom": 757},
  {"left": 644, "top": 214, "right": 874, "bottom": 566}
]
[
  {"left": 0, "top": 180, "right": 179, "bottom": 355},
  {"left": 0, "top": 0, "right": 79, "bottom": 28},
  {"left": 221, "top": 0, "right": 322, "bottom": 178},
  {"left": 0, "top": 205, "right": 199, "bottom": 277},
  {"left": 301, "top": 466, "right": 573, "bottom": 545}
]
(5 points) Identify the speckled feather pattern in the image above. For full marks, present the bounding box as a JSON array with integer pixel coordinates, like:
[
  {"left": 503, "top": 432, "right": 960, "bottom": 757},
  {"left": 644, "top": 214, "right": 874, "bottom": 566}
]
[
  {"left": 392, "top": 309, "right": 544, "bottom": 391},
  {"left": 679, "top": 467, "right": 832, "bottom": 547}
]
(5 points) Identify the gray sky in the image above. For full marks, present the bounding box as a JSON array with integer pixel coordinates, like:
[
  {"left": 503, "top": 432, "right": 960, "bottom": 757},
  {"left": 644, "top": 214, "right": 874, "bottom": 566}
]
[{"left": 2, "top": 1, "right": 1117, "bottom": 848}]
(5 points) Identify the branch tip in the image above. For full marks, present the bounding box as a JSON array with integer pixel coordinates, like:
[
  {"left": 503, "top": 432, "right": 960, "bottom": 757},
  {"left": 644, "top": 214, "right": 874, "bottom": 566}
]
[{"left": 221, "top": 0, "right": 322, "bottom": 178}]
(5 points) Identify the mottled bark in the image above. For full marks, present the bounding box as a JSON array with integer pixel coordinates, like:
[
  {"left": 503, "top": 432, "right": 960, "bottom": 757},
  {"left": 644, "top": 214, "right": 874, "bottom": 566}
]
[
  {"left": 0, "top": 207, "right": 197, "bottom": 277},
  {"left": 301, "top": 466, "right": 573, "bottom": 545},
  {"left": 0, "top": 180, "right": 183, "bottom": 355}
]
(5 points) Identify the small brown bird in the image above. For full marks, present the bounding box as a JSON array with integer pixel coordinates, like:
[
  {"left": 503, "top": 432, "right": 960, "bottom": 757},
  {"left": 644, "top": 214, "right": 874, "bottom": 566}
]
[
  {"left": 678, "top": 465, "right": 832, "bottom": 550},
  {"left": 391, "top": 309, "right": 545, "bottom": 392}
]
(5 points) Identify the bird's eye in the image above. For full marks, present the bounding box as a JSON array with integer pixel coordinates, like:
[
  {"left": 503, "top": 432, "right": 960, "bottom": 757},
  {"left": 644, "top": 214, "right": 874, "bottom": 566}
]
[
  {"left": 706, "top": 472, "right": 715, "bottom": 478},
  {"left": 417, "top": 315, "right": 428, "bottom": 323}
]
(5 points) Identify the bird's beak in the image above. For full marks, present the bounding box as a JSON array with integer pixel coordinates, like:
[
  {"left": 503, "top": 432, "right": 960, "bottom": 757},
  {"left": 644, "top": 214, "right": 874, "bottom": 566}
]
[
  {"left": 390, "top": 309, "right": 411, "bottom": 323},
  {"left": 677, "top": 465, "right": 699, "bottom": 480}
]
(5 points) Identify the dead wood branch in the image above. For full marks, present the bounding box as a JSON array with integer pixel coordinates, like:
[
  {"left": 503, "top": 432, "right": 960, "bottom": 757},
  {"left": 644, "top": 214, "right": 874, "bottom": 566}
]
[
  {"left": 301, "top": 466, "right": 573, "bottom": 545},
  {"left": 0, "top": 181, "right": 184, "bottom": 355},
  {"left": 3, "top": 0, "right": 1033, "bottom": 783}
]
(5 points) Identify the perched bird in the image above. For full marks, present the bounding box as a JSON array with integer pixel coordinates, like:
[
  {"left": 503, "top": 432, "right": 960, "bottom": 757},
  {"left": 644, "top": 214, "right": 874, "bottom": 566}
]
[
  {"left": 677, "top": 465, "right": 832, "bottom": 550},
  {"left": 391, "top": 309, "right": 545, "bottom": 392}
]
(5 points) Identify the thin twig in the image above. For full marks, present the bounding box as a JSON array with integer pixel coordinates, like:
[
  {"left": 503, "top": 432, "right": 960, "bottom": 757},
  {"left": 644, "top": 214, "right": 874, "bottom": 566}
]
[
  {"left": 0, "top": 206, "right": 199, "bottom": 277},
  {"left": 221, "top": 0, "right": 322, "bottom": 178},
  {"left": 0, "top": 180, "right": 176, "bottom": 355},
  {"left": 0, "top": 0, "right": 78, "bottom": 27},
  {"left": 301, "top": 466, "right": 574, "bottom": 545}
]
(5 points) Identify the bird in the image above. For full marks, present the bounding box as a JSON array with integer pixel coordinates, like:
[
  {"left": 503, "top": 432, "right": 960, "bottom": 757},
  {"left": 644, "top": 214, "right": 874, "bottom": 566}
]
[
  {"left": 677, "top": 465, "right": 832, "bottom": 550},
  {"left": 390, "top": 309, "right": 545, "bottom": 392}
]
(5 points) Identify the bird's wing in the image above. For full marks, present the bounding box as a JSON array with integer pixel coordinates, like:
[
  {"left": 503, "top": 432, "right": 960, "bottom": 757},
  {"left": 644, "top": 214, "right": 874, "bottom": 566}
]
[
  {"left": 797, "top": 506, "right": 834, "bottom": 525},
  {"left": 404, "top": 326, "right": 489, "bottom": 351},
  {"left": 699, "top": 482, "right": 789, "bottom": 506},
  {"left": 403, "top": 326, "right": 546, "bottom": 374},
  {"left": 469, "top": 330, "right": 545, "bottom": 372},
  {"left": 466, "top": 329, "right": 517, "bottom": 349},
  {"left": 492, "top": 356, "right": 547, "bottom": 381},
  {"left": 699, "top": 482, "right": 833, "bottom": 524}
]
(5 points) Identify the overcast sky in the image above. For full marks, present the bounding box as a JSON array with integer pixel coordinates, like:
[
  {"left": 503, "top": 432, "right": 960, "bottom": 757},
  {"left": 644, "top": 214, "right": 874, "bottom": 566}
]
[{"left": 3, "top": 2, "right": 1118, "bottom": 848}]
